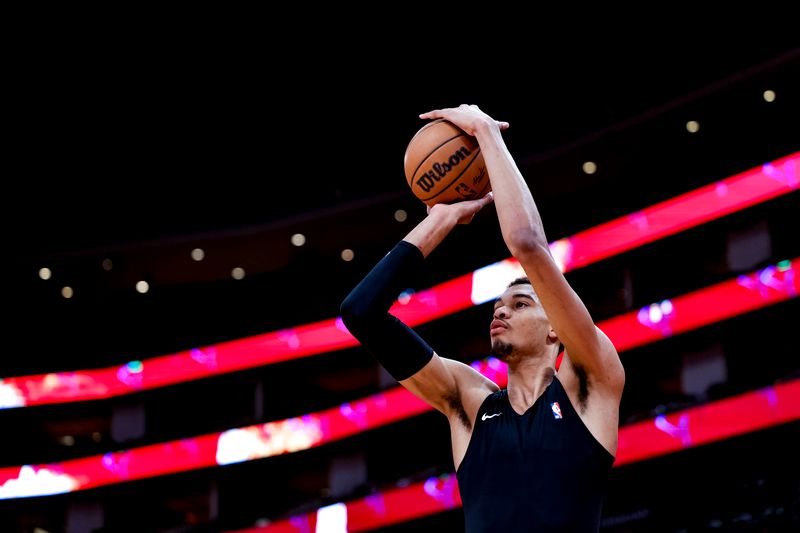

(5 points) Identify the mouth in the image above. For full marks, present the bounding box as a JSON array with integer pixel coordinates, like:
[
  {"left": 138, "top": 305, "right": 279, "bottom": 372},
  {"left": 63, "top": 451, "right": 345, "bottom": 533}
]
[{"left": 490, "top": 320, "right": 508, "bottom": 335}]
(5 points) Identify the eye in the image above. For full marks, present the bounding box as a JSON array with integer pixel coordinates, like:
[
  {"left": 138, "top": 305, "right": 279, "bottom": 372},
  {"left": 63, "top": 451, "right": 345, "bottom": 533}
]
[{"left": 515, "top": 301, "right": 528, "bottom": 309}]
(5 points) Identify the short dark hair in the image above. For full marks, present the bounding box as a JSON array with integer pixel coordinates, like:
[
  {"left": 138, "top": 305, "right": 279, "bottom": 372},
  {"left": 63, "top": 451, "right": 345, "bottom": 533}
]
[{"left": 507, "top": 276, "right": 531, "bottom": 288}]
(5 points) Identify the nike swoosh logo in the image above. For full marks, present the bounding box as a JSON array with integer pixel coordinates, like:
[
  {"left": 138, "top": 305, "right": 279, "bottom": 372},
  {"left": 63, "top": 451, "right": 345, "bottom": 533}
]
[{"left": 481, "top": 412, "right": 502, "bottom": 421}]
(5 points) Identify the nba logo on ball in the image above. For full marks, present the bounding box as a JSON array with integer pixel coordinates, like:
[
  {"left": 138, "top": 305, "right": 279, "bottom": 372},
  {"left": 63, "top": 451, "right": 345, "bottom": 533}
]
[
  {"left": 551, "top": 402, "right": 563, "bottom": 419},
  {"left": 404, "top": 119, "right": 491, "bottom": 207}
]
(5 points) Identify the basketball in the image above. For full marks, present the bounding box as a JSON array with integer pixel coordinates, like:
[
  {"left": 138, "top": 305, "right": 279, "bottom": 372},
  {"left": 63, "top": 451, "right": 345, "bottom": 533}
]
[{"left": 403, "top": 119, "right": 491, "bottom": 207}]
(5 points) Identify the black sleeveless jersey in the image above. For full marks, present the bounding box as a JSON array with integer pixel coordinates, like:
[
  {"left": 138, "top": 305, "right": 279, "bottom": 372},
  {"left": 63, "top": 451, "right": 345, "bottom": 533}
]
[{"left": 456, "top": 377, "right": 614, "bottom": 532}]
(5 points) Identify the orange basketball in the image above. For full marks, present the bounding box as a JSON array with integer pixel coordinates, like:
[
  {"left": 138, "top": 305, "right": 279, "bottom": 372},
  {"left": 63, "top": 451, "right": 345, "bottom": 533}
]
[{"left": 403, "top": 119, "right": 491, "bottom": 207}]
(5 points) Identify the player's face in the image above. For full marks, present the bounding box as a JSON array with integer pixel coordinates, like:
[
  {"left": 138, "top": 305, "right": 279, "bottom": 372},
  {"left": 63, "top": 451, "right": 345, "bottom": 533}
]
[{"left": 490, "top": 284, "right": 552, "bottom": 360}]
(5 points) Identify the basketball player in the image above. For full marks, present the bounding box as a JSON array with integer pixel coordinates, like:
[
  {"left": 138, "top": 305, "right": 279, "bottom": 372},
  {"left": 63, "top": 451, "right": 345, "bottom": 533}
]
[{"left": 341, "top": 104, "right": 625, "bottom": 532}]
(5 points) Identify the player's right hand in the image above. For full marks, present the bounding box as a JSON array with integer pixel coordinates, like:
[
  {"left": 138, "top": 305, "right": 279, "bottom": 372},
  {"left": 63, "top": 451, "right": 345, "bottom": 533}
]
[{"left": 428, "top": 191, "right": 494, "bottom": 225}]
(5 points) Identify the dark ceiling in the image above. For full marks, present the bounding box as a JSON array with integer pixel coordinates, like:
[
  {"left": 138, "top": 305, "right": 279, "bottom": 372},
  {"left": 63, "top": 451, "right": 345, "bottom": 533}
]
[
  {"left": 11, "top": 41, "right": 798, "bottom": 251},
  {"left": 6, "top": 39, "right": 799, "bottom": 376}
]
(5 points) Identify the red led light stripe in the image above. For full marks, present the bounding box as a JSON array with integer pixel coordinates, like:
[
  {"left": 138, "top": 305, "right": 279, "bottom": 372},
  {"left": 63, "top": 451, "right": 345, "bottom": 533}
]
[
  {"left": 615, "top": 379, "right": 800, "bottom": 466},
  {"left": 0, "top": 386, "right": 434, "bottom": 500},
  {"left": 231, "top": 379, "right": 800, "bottom": 532},
  {"left": 559, "top": 153, "right": 798, "bottom": 271},
  {"left": 1, "top": 153, "right": 796, "bottom": 408},
  {"left": 603, "top": 259, "right": 799, "bottom": 351},
  {"left": 233, "top": 476, "right": 463, "bottom": 533}
]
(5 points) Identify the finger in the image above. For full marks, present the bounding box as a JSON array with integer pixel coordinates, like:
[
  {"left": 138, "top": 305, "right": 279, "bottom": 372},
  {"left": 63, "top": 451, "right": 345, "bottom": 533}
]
[
  {"left": 474, "top": 192, "right": 493, "bottom": 207},
  {"left": 469, "top": 193, "right": 493, "bottom": 213},
  {"left": 497, "top": 121, "right": 510, "bottom": 130},
  {"left": 419, "top": 110, "right": 441, "bottom": 119},
  {"left": 467, "top": 192, "right": 493, "bottom": 208}
]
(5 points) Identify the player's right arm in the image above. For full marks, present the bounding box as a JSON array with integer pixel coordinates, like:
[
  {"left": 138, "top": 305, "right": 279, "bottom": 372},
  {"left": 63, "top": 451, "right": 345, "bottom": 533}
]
[{"left": 340, "top": 195, "right": 497, "bottom": 420}]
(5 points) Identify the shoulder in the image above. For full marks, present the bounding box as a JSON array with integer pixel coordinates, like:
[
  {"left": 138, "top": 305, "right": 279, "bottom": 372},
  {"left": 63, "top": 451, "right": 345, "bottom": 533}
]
[
  {"left": 400, "top": 355, "right": 498, "bottom": 426},
  {"left": 442, "top": 359, "right": 500, "bottom": 429},
  {"left": 442, "top": 358, "right": 501, "bottom": 391}
]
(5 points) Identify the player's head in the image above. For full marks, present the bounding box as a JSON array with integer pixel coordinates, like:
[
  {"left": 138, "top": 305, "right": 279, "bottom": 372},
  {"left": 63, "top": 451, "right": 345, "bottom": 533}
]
[{"left": 489, "top": 277, "right": 560, "bottom": 363}]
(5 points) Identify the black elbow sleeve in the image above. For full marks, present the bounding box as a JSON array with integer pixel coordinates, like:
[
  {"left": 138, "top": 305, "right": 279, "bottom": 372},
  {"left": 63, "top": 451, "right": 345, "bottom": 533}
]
[{"left": 340, "top": 240, "right": 434, "bottom": 381}]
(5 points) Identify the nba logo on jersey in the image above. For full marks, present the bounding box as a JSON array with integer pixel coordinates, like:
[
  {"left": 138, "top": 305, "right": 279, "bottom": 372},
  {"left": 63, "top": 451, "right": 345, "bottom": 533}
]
[{"left": 550, "top": 402, "right": 563, "bottom": 419}]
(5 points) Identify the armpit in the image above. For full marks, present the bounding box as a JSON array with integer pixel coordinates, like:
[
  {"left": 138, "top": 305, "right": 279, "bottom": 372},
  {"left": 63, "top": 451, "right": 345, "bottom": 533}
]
[
  {"left": 445, "top": 391, "right": 471, "bottom": 431},
  {"left": 573, "top": 363, "right": 590, "bottom": 413}
]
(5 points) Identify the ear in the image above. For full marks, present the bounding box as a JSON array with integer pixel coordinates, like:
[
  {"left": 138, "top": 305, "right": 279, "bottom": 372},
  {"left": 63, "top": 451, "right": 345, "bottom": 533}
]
[{"left": 547, "top": 328, "right": 559, "bottom": 345}]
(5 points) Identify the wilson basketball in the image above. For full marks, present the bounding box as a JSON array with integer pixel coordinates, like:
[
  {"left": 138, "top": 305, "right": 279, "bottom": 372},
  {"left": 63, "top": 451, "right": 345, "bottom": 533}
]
[{"left": 403, "top": 119, "right": 491, "bottom": 207}]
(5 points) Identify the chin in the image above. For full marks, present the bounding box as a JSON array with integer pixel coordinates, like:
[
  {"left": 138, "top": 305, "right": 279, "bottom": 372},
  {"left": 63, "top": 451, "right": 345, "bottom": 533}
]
[{"left": 491, "top": 340, "right": 513, "bottom": 360}]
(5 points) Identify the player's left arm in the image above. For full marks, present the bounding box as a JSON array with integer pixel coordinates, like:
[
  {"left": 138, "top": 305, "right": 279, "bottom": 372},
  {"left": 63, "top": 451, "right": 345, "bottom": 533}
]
[{"left": 420, "top": 104, "right": 623, "bottom": 393}]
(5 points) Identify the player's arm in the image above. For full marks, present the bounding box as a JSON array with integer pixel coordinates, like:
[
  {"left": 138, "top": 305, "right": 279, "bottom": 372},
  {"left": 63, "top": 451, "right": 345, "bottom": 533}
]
[
  {"left": 488, "top": 152, "right": 623, "bottom": 389},
  {"left": 420, "top": 105, "right": 624, "bottom": 392},
  {"left": 340, "top": 195, "right": 497, "bottom": 416}
]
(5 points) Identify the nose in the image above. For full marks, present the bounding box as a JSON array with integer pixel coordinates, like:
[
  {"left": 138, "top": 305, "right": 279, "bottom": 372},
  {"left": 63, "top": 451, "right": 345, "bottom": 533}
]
[{"left": 494, "top": 306, "right": 509, "bottom": 319}]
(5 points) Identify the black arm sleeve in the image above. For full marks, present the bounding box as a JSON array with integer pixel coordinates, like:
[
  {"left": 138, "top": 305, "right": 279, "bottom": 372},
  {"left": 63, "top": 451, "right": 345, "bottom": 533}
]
[{"left": 340, "top": 240, "right": 434, "bottom": 381}]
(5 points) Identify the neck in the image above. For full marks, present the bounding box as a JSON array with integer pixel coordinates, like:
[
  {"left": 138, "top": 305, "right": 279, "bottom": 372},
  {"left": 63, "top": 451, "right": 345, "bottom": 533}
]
[{"left": 505, "top": 353, "right": 557, "bottom": 414}]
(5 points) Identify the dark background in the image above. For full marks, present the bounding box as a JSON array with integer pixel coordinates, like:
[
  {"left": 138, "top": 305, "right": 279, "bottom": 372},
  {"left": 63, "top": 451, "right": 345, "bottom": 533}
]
[{"left": 3, "top": 22, "right": 799, "bottom": 533}]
